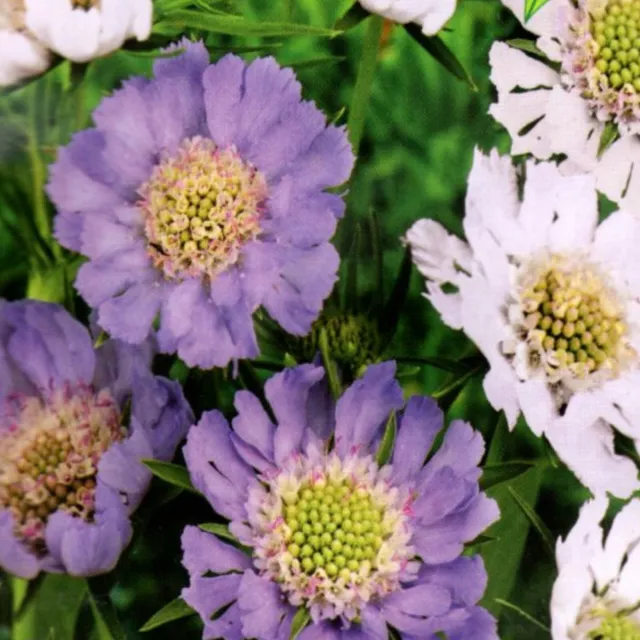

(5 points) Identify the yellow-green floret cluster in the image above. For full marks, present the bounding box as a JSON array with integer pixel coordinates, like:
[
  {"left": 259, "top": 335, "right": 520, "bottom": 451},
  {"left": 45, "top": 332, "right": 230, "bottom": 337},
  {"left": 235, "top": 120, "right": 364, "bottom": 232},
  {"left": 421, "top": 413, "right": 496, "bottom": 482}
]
[
  {"left": 283, "top": 480, "right": 385, "bottom": 580},
  {"left": 515, "top": 255, "right": 633, "bottom": 384},
  {"left": 588, "top": 610, "right": 640, "bottom": 639},
  {"left": 139, "top": 136, "right": 268, "bottom": 281},
  {"left": 592, "top": 0, "right": 640, "bottom": 90},
  {"left": 249, "top": 453, "right": 415, "bottom": 620}
]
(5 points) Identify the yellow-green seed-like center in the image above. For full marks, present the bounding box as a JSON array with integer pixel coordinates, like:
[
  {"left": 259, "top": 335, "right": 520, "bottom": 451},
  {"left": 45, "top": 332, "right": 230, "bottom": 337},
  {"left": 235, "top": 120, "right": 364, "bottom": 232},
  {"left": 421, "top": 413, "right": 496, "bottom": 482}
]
[
  {"left": 589, "top": 613, "right": 640, "bottom": 639},
  {"left": 521, "top": 262, "right": 628, "bottom": 377},
  {"left": 592, "top": 0, "right": 640, "bottom": 90},
  {"left": 284, "top": 480, "right": 385, "bottom": 581},
  {"left": 139, "top": 137, "right": 268, "bottom": 281}
]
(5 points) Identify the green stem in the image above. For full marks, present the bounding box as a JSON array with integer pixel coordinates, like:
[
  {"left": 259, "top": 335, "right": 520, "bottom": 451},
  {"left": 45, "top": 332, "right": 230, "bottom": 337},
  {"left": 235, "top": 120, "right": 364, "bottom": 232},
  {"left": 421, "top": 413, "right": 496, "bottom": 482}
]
[
  {"left": 11, "top": 578, "right": 33, "bottom": 640},
  {"left": 319, "top": 328, "right": 342, "bottom": 401},
  {"left": 283, "top": 0, "right": 295, "bottom": 20},
  {"left": 347, "top": 15, "right": 384, "bottom": 156}
]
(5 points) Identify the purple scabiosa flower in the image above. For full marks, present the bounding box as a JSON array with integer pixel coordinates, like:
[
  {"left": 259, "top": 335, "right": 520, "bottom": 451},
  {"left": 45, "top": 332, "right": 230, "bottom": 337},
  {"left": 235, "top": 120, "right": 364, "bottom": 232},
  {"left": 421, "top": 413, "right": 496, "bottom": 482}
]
[
  {"left": 180, "top": 362, "right": 499, "bottom": 639},
  {"left": 48, "top": 40, "right": 354, "bottom": 369},
  {"left": 0, "top": 300, "right": 193, "bottom": 578}
]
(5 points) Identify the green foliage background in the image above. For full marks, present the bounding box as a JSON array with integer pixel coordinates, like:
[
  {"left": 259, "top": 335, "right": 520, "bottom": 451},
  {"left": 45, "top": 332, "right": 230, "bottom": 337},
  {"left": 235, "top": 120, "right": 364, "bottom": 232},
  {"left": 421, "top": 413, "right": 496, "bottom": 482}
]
[{"left": 0, "top": 1, "right": 595, "bottom": 638}]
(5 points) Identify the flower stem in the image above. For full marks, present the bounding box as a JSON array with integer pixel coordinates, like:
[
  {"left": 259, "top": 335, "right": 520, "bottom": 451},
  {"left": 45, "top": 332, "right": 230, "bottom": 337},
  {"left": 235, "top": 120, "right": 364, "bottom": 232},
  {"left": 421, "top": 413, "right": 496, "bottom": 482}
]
[{"left": 347, "top": 15, "right": 384, "bottom": 156}]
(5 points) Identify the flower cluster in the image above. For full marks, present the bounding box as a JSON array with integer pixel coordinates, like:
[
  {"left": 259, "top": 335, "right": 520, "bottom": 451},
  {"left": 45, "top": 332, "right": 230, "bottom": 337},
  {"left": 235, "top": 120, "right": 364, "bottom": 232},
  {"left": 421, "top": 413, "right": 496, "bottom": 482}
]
[
  {"left": 0, "top": 300, "right": 192, "bottom": 577},
  {"left": 181, "top": 362, "right": 499, "bottom": 639}
]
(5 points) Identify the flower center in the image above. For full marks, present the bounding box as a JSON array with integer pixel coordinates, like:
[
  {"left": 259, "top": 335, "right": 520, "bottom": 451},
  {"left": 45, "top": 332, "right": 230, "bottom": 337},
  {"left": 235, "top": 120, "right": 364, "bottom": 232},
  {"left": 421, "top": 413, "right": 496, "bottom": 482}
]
[
  {"left": 249, "top": 452, "right": 415, "bottom": 621},
  {"left": 292, "top": 314, "right": 382, "bottom": 375},
  {"left": 587, "top": 610, "right": 640, "bottom": 639},
  {"left": 0, "top": 384, "right": 124, "bottom": 554},
  {"left": 510, "top": 254, "right": 634, "bottom": 386},
  {"left": 565, "top": 0, "right": 640, "bottom": 124},
  {"left": 591, "top": 0, "right": 640, "bottom": 90},
  {"left": 138, "top": 136, "right": 268, "bottom": 281},
  {"left": 71, "top": 0, "right": 99, "bottom": 9}
]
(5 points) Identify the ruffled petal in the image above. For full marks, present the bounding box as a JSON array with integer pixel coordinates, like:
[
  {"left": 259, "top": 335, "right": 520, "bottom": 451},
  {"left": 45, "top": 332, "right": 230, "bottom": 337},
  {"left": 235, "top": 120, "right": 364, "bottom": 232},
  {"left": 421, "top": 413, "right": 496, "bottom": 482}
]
[
  {"left": 183, "top": 410, "right": 251, "bottom": 520},
  {"left": 232, "top": 390, "right": 276, "bottom": 462},
  {"left": 237, "top": 570, "right": 291, "bottom": 640},
  {"left": 44, "top": 483, "right": 132, "bottom": 576},
  {"left": 334, "top": 361, "right": 404, "bottom": 457},
  {"left": 265, "top": 364, "right": 326, "bottom": 465},
  {"left": 0, "top": 510, "right": 40, "bottom": 578}
]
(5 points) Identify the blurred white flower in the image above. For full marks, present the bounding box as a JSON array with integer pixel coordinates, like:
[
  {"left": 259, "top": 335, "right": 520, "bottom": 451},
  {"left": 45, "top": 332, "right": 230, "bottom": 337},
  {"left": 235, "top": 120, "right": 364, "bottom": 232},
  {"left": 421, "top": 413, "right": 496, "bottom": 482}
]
[
  {"left": 405, "top": 149, "right": 640, "bottom": 497},
  {"left": 0, "top": 1, "right": 50, "bottom": 86},
  {"left": 24, "top": 0, "right": 152, "bottom": 64},
  {"left": 552, "top": 497, "right": 640, "bottom": 639},
  {"left": 359, "top": 0, "right": 456, "bottom": 35},
  {"left": 491, "top": 0, "right": 640, "bottom": 211}
]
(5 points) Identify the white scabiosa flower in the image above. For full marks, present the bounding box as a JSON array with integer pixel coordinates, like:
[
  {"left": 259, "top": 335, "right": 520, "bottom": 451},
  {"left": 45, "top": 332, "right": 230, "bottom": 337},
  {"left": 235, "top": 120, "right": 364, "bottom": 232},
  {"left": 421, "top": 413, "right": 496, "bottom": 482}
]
[
  {"left": 552, "top": 497, "right": 640, "bottom": 639},
  {"left": 405, "top": 149, "right": 640, "bottom": 498},
  {"left": 23, "top": 0, "right": 152, "bottom": 64},
  {"left": 491, "top": 0, "right": 640, "bottom": 211},
  {"left": 359, "top": 0, "right": 456, "bottom": 35},
  {"left": 0, "top": 1, "right": 50, "bottom": 86}
]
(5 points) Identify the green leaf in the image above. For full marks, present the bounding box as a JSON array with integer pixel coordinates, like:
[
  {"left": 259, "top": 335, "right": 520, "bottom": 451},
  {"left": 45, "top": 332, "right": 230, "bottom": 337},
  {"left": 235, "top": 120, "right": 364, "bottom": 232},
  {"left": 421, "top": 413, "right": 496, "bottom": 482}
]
[
  {"left": 376, "top": 413, "right": 397, "bottom": 466},
  {"left": 319, "top": 328, "right": 343, "bottom": 401},
  {"left": 597, "top": 121, "right": 619, "bottom": 158},
  {"left": 344, "top": 223, "right": 361, "bottom": 313},
  {"left": 334, "top": 2, "right": 369, "bottom": 31},
  {"left": 506, "top": 38, "right": 546, "bottom": 58},
  {"left": 494, "top": 598, "right": 550, "bottom": 632},
  {"left": 12, "top": 575, "right": 87, "bottom": 640},
  {"left": 289, "top": 607, "right": 311, "bottom": 640},
  {"left": 379, "top": 246, "right": 413, "bottom": 344},
  {"left": 393, "top": 355, "right": 469, "bottom": 375},
  {"left": 432, "top": 363, "right": 484, "bottom": 403},
  {"left": 480, "top": 461, "right": 536, "bottom": 491},
  {"left": 347, "top": 15, "right": 384, "bottom": 155},
  {"left": 141, "top": 460, "right": 199, "bottom": 494},
  {"left": 481, "top": 466, "right": 543, "bottom": 618},
  {"left": 139, "top": 598, "right": 195, "bottom": 633},
  {"left": 524, "top": 0, "right": 552, "bottom": 22},
  {"left": 87, "top": 587, "right": 125, "bottom": 640},
  {"left": 199, "top": 522, "right": 238, "bottom": 544},
  {"left": 290, "top": 55, "right": 346, "bottom": 70},
  {"left": 156, "top": 10, "right": 341, "bottom": 38},
  {"left": 404, "top": 24, "right": 477, "bottom": 90},
  {"left": 507, "top": 486, "right": 555, "bottom": 557}
]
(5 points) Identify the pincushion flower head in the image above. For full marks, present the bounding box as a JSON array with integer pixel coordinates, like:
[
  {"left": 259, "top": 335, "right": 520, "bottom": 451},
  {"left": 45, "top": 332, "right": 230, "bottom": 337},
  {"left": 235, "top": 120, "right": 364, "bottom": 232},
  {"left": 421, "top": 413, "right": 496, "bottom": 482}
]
[
  {"left": 180, "top": 361, "right": 499, "bottom": 639},
  {"left": 0, "top": 300, "right": 193, "bottom": 578},
  {"left": 491, "top": 0, "right": 640, "bottom": 210},
  {"left": 406, "top": 150, "right": 640, "bottom": 498},
  {"left": 551, "top": 497, "right": 640, "bottom": 639},
  {"left": 358, "top": 0, "right": 456, "bottom": 35},
  {"left": 48, "top": 41, "right": 354, "bottom": 370}
]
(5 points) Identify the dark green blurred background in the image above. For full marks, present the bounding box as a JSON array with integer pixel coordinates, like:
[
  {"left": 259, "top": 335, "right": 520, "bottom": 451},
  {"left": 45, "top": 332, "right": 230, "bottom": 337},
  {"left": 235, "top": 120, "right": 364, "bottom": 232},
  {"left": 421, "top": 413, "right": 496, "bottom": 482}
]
[{"left": 0, "top": 1, "right": 593, "bottom": 637}]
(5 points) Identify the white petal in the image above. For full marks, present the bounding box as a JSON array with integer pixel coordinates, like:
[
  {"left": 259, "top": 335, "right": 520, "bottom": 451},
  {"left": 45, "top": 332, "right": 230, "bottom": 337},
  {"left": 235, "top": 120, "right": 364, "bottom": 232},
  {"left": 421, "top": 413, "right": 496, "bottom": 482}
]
[
  {"left": 404, "top": 218, "right": 472, "bottom": 285},
  {"left": 598, "top": 373, "right": 640, "bottom": 442},
  {"left": 418, "top": 0, "right": 456, "bottom": 35},
  {"left": 500, "top": 0, "right": 573, "bottom": 40},
  {"left": 464, "top": 149, "right": 523, "bottom": 297},
  {"left": 518, "top": 160, "right": 598, "bottom": 255},
  {"left": 591, "top": 209, "right": 640, "bottom": 294},
  {"left": 594, "top": 135, "right": 640, "bottom": 211},
  {"left": 482, "top": 362, "right": 521, "bottom": 428},
  {"left": 424, "top": 285, "right": 463, "bottom": 329},
  {"left": 131, "top": 0, "right": 152, "bottom": 40},
  {"left": 616, "top": 530, "right": 640, "bottom": 604},
  {"left": 25, "top": 0, "right": 103, "bottom": 62},
  {"left": 549, "top": 396, "right": 640, "bottom": 497},
  {"left": 551, "top": 497, "right": 608, "bottom": 640},
  {"left": 592, "top": 499, "right": 640, "bottom": 591},
  {"left": 490, "top": 41, "right": 558, "bottom": 93},
  {"left": 545, "top": 86, "right": 600, "bottom": 170},
  {"left": 0, "top": 29, "right": 50, "bottom": 86},
  {"left": 516, "top": 378, "right": 557, "bottom": 436},
  {"left": 92, "top": 0, "right": 132, "bottom": 57}
]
